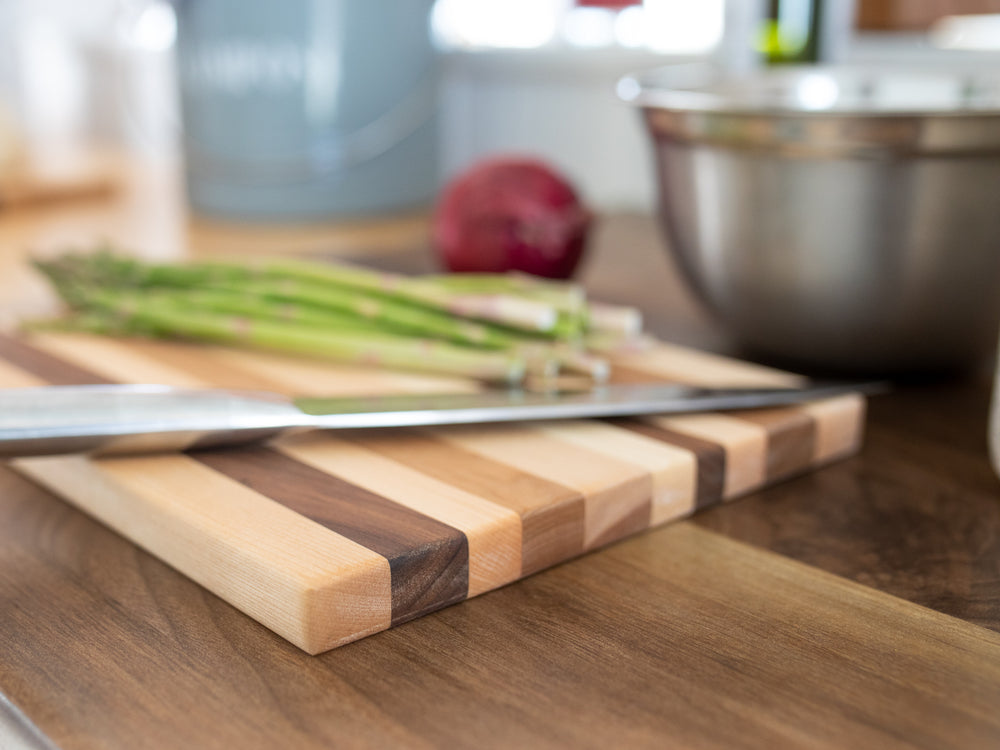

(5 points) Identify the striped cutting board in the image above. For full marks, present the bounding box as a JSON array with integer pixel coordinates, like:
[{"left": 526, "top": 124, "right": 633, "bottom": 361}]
[{"left": 0, "top": 332, "right": 865, "bottom": 654}]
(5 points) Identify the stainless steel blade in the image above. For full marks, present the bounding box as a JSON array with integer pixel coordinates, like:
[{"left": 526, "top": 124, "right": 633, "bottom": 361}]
[
  {"left": 294, "top": 381, "right": 884, "bottom": 427},
  {"left": 0, "top": 380, "right": 887, "bottom": 458}
]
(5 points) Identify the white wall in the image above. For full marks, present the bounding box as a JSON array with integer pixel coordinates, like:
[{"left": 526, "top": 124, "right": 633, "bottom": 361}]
[{"left": 439, "top": 47, "right": 685, "bottom": 212}]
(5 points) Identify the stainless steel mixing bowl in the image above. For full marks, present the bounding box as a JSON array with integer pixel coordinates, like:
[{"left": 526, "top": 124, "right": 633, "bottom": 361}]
[{"left": 620, "top": 65, "right": 1000, "bottom": 373}]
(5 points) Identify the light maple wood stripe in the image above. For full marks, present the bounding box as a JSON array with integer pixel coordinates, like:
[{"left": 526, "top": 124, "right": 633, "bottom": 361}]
[
  {"left": 343, "top": 429, "right": 586, "bottom": 577},
  {"left": 612, "top": 360, "right": 778, "bottom": 493},
  {"left": 607, "top": 364, "right": 665, "bottom": 384},
  {"left": 612, "top": 342, "right": 806, "bottom": 387},
  {"left": 608, "top": 418, "right": 726, "bottom": 510},
  {"left": 429, "top": 424, "right": 653, "bottom": 550},
  {"left": 193, "top": 445, "right": 469, "bottom": 628},
  {"left": 275, "top": 433, "right": 521, "bottom": 597},
  {"left": 532, "top": 421, "right": 697, "bottom": 526},
  {"left": 121, "top": 338, "right": 293, "bottom": 392},
  {"left": 12, "top": 453, "right": 392, "bottom": 654},
  {"left": 644, "top": 413, "right": 769, "bottom": 499},
  {"left": 27, "top": 332, "right": 207, "bottom": 387},
  {"left": 612, "top": 346, "right": 846, "bottom": 469},
  {"left": 0, "top": 332, "right": 111, "bottom": 385},
  {"left": 801, "top": 394, "right": 867, "bottom": 463},
  {"left": 209, "top": 347, "right": 480, "bottom": 397},
  {"left": 735, "top": 407, "right": 817, "bottom": 481},
  {"left": 0, "top": 358, "right": 46, "bottom": 387}
]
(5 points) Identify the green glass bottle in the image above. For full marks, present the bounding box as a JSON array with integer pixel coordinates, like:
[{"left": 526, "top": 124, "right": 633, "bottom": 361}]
[{"left": 758, "top": 0, "right": 824, "bottom": 64}]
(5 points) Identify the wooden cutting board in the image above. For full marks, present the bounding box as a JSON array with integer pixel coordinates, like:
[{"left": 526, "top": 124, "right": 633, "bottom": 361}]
[{"left": 0, "top": 331, "right": 866, "bottom": 654}]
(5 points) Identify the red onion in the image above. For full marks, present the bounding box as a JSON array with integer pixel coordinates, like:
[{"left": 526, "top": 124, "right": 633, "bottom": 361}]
[{"left": 432, "top": 157, "right": 593, "bottom": 279}]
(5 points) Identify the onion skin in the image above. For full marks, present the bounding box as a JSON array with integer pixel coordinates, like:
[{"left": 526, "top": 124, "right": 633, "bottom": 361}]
[{"left": 432, "top": 157, "right": 593, "bottom": 280}]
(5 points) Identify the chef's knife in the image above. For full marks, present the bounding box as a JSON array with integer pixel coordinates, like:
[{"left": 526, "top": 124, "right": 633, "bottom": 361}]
[{"left": 0, "top": 381, "right": 885, "bottom": 458}]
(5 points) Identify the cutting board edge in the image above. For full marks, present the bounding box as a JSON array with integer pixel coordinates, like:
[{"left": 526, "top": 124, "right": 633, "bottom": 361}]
[
  {"left": 9, "top": 455, "right": 398, "bottom": 654},
  {"left": 0, "top": 331, "right": 871, "bottom": 654},
  {"left": 8, "top": 431, "right": 865, "bottom": 655}
]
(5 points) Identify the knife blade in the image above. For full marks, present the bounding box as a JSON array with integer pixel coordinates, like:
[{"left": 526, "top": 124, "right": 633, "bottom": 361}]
[{"left": 0, "top": 380, "right": 886, "bottom": 458}]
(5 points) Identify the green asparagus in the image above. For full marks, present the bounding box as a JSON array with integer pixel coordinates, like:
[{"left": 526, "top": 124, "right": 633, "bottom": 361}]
[{"left": 31, "top": 250, "right": 647, "bottom": 384}]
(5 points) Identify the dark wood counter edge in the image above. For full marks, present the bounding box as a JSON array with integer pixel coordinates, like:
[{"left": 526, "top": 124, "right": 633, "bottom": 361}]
[{"left": 3, "top": 500, "right": 1000, "bottom": 750}]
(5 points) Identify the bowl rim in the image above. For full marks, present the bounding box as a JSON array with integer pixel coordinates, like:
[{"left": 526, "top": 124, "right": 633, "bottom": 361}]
[{"left": 618, "top": 63, "right": 1000, "bottom": 119}]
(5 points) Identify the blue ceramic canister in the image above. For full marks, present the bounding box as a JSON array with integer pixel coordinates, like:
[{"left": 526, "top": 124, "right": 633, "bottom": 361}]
[{"left": 173, "top": 0, "right": 439, "bottom": 220}]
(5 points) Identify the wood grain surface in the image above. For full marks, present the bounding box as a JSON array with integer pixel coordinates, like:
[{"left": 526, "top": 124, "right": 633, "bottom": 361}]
[
  {"left": 3, "top": 469, "right": 999, "bottom": 749},
  {"left": 0, "top": 328, "right": 863, "bottom": 653},
  {"left": 1, "top": 200, "right": 999, "bottom": 748}
]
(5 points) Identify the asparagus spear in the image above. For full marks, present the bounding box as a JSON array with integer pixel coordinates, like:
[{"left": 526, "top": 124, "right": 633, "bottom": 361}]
[
  {"left": 587, "top": 301, "right": 643, "bottom": 337},
  {"left": 110, "top": 286, "right": 568, "bottom": 379},
  {"left": 64, "top": 287, "right": 530, "bottom": 384},
  {"left": 37, "top": 253, "right": 572, "bottom": 341},
  {"left": 260, "top": 259, "right": 570, "bottom": 335},
  {"left": 134, "top": 288, "right": 389, "bottom": 333},
  {"left": 420, "top": 272, "right": 583, "bottom": 311},
  {"left": 418, "top": 272, "right": 589, "bottom": 336},
  {"left": 31, "top": 250, "right": 635, "bottom": 384},
  {"left": 211, "top": 277, "right": 522, "bottom": 349}
]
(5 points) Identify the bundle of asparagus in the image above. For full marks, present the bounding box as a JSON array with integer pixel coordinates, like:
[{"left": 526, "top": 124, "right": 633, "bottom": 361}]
[{"left": 31, "top": 249, "right": 647, "bottom": 385}]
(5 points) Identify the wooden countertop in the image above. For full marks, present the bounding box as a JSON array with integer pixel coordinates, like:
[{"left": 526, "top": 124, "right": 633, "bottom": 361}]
[{"left": 2, "top": 159, "right": 999, "bottom": 749}]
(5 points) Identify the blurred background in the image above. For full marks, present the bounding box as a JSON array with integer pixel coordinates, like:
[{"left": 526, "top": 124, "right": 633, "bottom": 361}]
[{"left": 1, "top": 0, "right": 999, "bottom": 221}]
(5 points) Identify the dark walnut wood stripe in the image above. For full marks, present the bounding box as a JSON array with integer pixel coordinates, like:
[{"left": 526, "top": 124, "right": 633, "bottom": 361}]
[
  {"left": 192, "top": 445, "right": 469, "bottom": 627},
  {"left": 0, "top": 333, "right": 113, "bottom": 385},
  {"left": 737, "top": 407, "right": 818, "bottom": 481},
  {"left": 345, "top": 430, "right": 586, "bottom": 577},
  {"left": 607, "top": 418, "right": 725, "bottom": 510}
]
